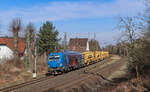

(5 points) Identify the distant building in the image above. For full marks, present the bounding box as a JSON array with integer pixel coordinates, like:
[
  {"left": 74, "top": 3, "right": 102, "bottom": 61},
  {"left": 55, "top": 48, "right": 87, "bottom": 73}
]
[
  {"left": 68, "top": 38, "right": 89, "bottom": 52},
  {"left": 0, "top": 38, "right": 26, "bottom": 61}
]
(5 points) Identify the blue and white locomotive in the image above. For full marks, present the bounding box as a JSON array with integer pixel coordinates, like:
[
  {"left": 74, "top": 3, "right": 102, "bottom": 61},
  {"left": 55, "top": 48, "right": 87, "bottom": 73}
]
[{"left": 47, "top": 50, "right": 84, "bottom": 75}]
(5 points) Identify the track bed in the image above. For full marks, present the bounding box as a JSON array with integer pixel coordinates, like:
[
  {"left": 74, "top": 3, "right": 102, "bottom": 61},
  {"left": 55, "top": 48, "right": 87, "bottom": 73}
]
[{"left": 0, "top": 55, "right": 126, "bottom": 92}]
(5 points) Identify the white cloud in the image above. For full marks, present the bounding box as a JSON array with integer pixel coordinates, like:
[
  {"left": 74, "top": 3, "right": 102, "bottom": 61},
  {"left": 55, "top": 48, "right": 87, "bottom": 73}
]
[
  {"left": 0, "top": 0, "right": 144, "bottom": 23},
  {"left": 0, "top": 0, "right": 145, "bottom": 46}
]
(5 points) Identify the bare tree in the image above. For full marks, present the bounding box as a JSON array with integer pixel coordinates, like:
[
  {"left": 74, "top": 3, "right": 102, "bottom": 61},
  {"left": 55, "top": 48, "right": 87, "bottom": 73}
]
[
  {"left": 10, "top": 18, "right": 22, "bottom": 58},
  {"left": 117, "top": 16, "right": 148, "bottom": 82},
  {"left": 25, "top": 23, "right": 35, "bottom": 62},
  {"left": 145, "top": 0, "right": 150, "bottom": 20},
  {"left": 118, "top": 17, "right": 139, "bottom": 45},
  {"left": 25, "top": 23, "right": 36, "bottom": 71},
  {"left": 89, "top": 39, "right": 101, "bottom": 51},
  {"left": 26, "top": 23, "right": 35, "bottom": 50}
]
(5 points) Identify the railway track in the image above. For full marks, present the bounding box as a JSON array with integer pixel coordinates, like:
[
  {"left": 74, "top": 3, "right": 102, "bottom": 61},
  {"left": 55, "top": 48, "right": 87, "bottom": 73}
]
[
  {"left": 44, "top": 56, "right": 125, "bottom": 92},
  {"left": 43, "top": 68, "right": 97, "bottom": 92},
  {"left": 0, "top": 76, "right": 54, "bottom": 92},
  {"left": 0, "top": 56, "right": 119, "bottom": 92},
  {"left": 43, "top": 58, "right": 115, "bottom": 92}
]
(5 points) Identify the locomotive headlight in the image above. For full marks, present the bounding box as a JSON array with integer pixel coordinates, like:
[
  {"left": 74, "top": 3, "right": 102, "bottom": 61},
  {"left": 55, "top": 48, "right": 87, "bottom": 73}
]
[{"left": 60, "top": 63, "right": 63, "bottom": 66}]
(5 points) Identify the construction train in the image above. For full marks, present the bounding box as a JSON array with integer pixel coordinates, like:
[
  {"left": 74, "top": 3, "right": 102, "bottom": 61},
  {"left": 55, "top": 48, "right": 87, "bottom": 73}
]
[{"left": 47, "top": 50, "right": 109, "bottom": 75}]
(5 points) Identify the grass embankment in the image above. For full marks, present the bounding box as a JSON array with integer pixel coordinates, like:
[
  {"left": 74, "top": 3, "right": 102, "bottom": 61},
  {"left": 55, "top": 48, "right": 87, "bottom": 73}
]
[
  {"left": 0, "top": 58, "right": 47, "bottom": 88},
  {"left": 105, "top": 57, "right": 150, "bottom": 92}
]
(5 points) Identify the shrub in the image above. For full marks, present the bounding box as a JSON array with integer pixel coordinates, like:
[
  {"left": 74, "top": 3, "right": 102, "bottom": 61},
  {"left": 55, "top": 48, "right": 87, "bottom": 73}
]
[{"left": 127, "top": 31, "right": 150, "bottom": 78}]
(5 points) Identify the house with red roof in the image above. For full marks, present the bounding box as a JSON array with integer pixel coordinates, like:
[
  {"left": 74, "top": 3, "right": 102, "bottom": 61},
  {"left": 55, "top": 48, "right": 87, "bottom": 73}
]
[
  {"left": 0, "top": 37, "right": 26, "bottom": 61},
  {"left": 68, "top": 38, "right": 89, "bottom": 52}
]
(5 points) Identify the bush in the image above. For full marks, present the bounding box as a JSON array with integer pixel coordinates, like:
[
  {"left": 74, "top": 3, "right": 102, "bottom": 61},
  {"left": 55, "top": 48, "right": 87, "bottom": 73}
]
[{"left": 127, "top": 31, "right": 150, "bottom": 77}]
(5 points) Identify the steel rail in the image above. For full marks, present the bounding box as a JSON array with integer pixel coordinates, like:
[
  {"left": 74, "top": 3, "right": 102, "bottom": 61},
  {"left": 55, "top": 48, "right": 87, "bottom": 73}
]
[{"left": 0, "top": 76, "right": 54, "bottom": 92}]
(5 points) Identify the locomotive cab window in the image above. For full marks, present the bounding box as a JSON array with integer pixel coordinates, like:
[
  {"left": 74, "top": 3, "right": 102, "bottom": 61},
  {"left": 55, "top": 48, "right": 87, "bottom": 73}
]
[{"left": 49, "top": 55, "right": 60, "bottom": 61}]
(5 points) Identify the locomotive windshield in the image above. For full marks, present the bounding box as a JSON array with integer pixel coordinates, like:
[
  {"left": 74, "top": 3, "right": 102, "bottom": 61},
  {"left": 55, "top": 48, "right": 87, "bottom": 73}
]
[{"left": 49, "top": 55, "right": 60, "bottom": 61}]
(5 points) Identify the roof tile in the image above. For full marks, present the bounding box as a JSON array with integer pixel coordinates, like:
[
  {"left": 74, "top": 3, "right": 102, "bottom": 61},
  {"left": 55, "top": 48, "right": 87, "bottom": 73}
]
[{"left": 0, "top": 38, "right": 26, "bottom": 54}]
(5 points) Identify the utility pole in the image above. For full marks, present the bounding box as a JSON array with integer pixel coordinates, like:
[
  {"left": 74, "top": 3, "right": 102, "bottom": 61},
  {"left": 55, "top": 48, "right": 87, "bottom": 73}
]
[
  {"left": 148, "top": 21, "right": 150, "bottom": 32},
  {"left": 33, "top": 37, "right": 37, "bottom": 78},
  {"left": 86, "top": 32, "right": 90, "bottom": 51},
  {"left": 94, "top": 32, "right": 96, "bottom": 58},
  {"left": 76, "top": 32, "right": 78, "bottom": 38},
  {"left": 26, "top": 27, "right": 31, "bottom": 72},
  {"left": 64, "top": 32, "right": 67, "bottom": 50},
  {"left": 88, "top": 32, "right": 90, "bottom": 40},
  {"left": 94, "top": 32, "right": 97, "bottom": 50},
  {"left": 94, "top": 32, "right": 96, "bottom": 40}
]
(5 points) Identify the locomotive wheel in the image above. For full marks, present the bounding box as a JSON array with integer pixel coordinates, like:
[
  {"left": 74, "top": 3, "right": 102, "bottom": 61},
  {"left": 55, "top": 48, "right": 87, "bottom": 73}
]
[
  {"left": 53, "top": 73, "right": 57, "bottom": 76},
  {"left": 72, "top": 67, "right": 76, "bottom": 70},
  {"left": 67, "top": 68, "right": 70, "bottom": 72},
  {"left": 83, "top": 64, "right": 85, "bottom": 67},
  {"left": 64, "top": 70, "right": 68, "bottom": 73},
  {"left": 46, "top": 72, "right": 51, "bottom": 76},
  {"left": 81, "top": 64, "right": 84, "bottom": 68},
  {"left": 53, "top": 71, "right": 58, "bottom": 76},
  {"left": 76, "top": 66, "right": 79, "bottom": 69},
  {"left": 63, "top": 70, "right": 65, "bottom": 73},
  {"left": 64, "top": 68, "right": 68, "bottom": 73},
  {"left": 79, "top": 65, "right": 82, "bottom": 68}
]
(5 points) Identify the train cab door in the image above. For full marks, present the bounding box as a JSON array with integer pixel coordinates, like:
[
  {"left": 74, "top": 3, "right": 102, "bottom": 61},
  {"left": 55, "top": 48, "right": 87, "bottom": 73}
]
[{"left": 64, "top": 55, "right": 69, "bottom": 72}]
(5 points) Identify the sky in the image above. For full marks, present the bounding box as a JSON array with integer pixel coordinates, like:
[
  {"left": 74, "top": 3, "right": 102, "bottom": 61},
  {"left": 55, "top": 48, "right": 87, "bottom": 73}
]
[{"left": 0, "top": 0, "right": 145, "bottom": 47}]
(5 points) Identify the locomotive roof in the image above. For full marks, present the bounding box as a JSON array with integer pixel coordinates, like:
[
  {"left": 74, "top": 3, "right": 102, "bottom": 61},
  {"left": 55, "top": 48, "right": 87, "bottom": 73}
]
[
  {"left": 48, "top": 50, "right": 82, "bottom": 56},
  {"left": 64, "top": 50, "right": 82, "bottom": 55}
]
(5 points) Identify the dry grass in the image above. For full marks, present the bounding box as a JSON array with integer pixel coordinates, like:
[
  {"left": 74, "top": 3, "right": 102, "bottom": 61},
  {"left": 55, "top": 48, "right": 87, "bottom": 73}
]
[
  {"left": 108, "top": 61, "right": 127, "bottom": 80},
  {"left": 106, "top": 75, "right": 150, "bottom": 92},
  {"left": 106, "top": 67, "right": 150, "bottom": 92},
  {"left": 0, "top": 55, "right": 48, "bottom": 87}
]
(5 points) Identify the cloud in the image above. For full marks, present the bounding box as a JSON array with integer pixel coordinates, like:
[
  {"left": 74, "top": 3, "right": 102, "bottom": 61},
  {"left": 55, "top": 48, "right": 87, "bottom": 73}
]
[
  {"left": 0, "top": 0, "right": 144, "bottom": 23},
  {"left": 0, "top": 0, "right": 145, "bottom": 46}
]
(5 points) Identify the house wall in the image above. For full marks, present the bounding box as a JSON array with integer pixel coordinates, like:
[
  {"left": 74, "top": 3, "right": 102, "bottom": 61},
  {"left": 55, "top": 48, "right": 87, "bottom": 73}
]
[
  {"left": 86, "top": 41, "right": 89, "bottom": 51},
  {"left": 68, "top": 38, "right": 88, "bottom": 52},
  {"left": 0, "top": 45, "right": 13, "bottom": 61}
]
